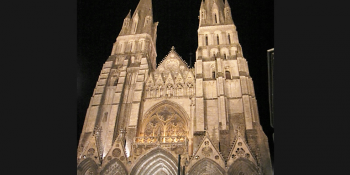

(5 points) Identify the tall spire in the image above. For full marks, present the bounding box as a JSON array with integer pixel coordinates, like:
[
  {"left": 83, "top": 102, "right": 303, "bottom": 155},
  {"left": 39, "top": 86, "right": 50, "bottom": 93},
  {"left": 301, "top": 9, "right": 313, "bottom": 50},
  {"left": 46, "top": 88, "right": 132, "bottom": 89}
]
[
  {"left": 130, "top": 0, "right": 154, "bottom": 35},
  {"left": 134, "top": 0, "right": 153, "bottom": 19}
]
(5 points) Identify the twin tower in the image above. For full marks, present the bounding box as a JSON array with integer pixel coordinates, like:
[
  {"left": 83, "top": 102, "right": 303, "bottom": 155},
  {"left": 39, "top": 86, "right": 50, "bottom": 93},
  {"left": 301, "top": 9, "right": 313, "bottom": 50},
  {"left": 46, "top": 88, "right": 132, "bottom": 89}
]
[{"left": 77, "top": 0, "right": 273, "bottom": 174}]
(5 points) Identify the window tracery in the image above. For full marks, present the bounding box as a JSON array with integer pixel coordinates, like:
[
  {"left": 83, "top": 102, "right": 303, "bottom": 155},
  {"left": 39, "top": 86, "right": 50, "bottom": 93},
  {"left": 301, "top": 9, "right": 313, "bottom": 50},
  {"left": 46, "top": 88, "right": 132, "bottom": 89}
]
[{"left": 142, "top": 106, "right": 188, "bottom": 139}]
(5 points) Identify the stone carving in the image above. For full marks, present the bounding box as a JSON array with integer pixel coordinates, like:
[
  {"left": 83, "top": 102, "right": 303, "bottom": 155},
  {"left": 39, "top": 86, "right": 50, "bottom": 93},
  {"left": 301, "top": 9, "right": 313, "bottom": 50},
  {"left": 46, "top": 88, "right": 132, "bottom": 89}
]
[
  {"left": 102, "top": 161, "right": 127, "bottom": 175},
  {"left": 215, "top": 155, "right": 219, "bottom": 160},
  {"left": 236, "top": 148, "right": 245, "bottom": 157},
  {"left": 112, "top": 148, "right": 121, "bottom": 157},
  {"left": 142, "top": 106, "right": 187, "bottom": 139},
  {"left": 107, "top": 156, "right": 112, "bottom": 160},
  {"left": 134, "top": 147, "right": 142, "bottom": 156},
  {"left": 165, "top": 59, "right": 179, "bottom": 72},
  {"left": 87, "top": 148, "right": 95, "bottom": 156},
  {"left": 202, "top": 147, "right": 213, "bottom": 157},
  {"left": 120, "top": 156, "right": 125, "bottom": 161},
  {"left": 175, "top": 147, "right": 184, "bottom": 154}
]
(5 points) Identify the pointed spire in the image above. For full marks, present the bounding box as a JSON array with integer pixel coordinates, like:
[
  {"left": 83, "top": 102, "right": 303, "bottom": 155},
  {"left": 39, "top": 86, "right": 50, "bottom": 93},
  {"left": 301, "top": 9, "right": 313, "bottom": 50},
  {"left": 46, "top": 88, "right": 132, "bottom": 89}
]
[
  {"left": 200, "top": 0, "right": 205, "bottom": 9},
  {"left": 225, "top": 0, "right": 230, "bottom": 8},
  {"left": 134, "top": 0, "right": 153, "bottom": 18},
  {"left": 126, "top": 9, "right": 131, "bottom": 18}
]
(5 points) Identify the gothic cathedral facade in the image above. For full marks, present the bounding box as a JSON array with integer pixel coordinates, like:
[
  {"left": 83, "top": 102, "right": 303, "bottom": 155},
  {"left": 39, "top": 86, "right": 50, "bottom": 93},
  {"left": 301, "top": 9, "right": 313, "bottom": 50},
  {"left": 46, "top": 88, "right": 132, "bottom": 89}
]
[{"left": 77, "top": 0, "right": 273, "bottom": 174}]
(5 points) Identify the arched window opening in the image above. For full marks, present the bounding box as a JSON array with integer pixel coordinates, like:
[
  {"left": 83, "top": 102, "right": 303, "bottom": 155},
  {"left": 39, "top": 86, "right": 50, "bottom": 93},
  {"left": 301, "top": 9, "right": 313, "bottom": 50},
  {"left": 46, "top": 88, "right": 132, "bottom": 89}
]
[
  {"left": 214, "top": 14, "right": 218, "bottom": 23},
  {"left": 224, "top": 53, "right": 227, "bottom": 59},
  {"left": 102, "top": 112, "right": 108, "bottom": 122},
  {"left": 217, "top": 34, "right": 220, "bottom": 45},
  {"left": 205, "top": 35, "right": 208, "bottom": 46},
  {"left": 228, "top": 33, "right": 231, "bottom": 44},
  {"left": 130, "top": 42, "right": 133, "bottom": 52},
  {"left": 212, "top": 71, "right": 216, "bottom": 79},
  {"left": 225, "top": 71, "right": 231, "bottom": 79}
]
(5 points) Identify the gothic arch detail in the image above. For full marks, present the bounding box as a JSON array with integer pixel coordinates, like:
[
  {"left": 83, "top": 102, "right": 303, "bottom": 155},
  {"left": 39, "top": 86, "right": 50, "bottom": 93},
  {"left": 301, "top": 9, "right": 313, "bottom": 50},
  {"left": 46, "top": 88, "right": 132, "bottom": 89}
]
[
  {"left": 139, "top": 101, "right": 189, "bottom": 140},
  {"left": 100, "top": 158, "right": 128, "bottom": 175},
  {"left": 77, "top": 158, "right": 98, "bottom": 175},
  {"left": 130, "top": 148, "right": 178, "bottom": 175},
  {"left": 227, "top": 158, "right": 260, "bottom": 175},
  {"left": 188, "top": 158, "right": 225, "bottom": 175}
]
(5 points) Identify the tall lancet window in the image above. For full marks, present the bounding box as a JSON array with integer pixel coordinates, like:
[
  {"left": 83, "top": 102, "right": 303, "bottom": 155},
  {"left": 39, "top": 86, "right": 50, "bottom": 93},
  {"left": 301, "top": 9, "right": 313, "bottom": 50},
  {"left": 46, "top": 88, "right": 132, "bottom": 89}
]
[
  {"left": 205, "top": 35, "right": 208, "bottom": 46},
  {"left": 217, "top": 34, "right": 220, "bottom": 45},
  {"left": 228, "top": 33, "right": 231, "bottom": 44},
  {"left": 214, "top": 14, "right": 218, "bottom": 23}
]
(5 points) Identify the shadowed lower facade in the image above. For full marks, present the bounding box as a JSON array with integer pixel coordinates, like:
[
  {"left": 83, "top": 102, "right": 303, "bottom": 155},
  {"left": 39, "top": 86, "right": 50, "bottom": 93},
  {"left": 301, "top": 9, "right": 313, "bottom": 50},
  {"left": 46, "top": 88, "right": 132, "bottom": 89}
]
[{"left": 77, "top": 0, "right": 273, "bottom": 174}]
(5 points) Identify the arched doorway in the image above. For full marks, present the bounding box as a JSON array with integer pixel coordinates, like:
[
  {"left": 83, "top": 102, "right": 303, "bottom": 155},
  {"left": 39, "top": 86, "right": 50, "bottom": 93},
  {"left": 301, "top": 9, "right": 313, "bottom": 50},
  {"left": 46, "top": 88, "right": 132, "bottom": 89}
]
[
  {"left": 100, "top": 158, "right": 127, "bottom": 175},
  {"left": 227, "top": 158, "right": 260, "bottom": 175},
  {"left": 188, "top": 158, "right": 226, "bottom": 175},
  {"left": 130, "top": 148, "right": 178, "bottom": 175}
]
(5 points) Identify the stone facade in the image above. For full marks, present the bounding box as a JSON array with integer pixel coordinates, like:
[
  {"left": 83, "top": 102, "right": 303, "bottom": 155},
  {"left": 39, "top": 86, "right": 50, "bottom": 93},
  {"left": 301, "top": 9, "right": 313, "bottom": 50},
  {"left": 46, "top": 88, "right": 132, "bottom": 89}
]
[{"left": 77, "top": 0, "right": 273, "bottom": 174}]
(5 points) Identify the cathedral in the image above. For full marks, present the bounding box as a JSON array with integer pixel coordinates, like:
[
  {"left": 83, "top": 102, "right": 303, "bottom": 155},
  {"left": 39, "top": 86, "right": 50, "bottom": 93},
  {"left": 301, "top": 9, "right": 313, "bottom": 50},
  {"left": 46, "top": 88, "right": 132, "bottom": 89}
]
[{"left": 77, "top": 0, "right": 273, "bottom": 174}]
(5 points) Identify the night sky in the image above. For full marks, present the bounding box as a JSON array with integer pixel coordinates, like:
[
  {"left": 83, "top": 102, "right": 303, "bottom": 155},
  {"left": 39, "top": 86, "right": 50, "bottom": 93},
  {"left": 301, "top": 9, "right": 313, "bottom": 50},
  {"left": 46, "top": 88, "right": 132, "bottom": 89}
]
[{"left": 78, "top": 0, "right": 274, "bottom": 165}]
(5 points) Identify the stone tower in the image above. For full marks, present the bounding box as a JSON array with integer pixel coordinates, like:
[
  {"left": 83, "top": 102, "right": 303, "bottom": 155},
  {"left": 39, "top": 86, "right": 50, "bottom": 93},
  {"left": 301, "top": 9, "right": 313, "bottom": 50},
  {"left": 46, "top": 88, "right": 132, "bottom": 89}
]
[{"left": 77, "top": 0, "right": 273, "bottom": 174}]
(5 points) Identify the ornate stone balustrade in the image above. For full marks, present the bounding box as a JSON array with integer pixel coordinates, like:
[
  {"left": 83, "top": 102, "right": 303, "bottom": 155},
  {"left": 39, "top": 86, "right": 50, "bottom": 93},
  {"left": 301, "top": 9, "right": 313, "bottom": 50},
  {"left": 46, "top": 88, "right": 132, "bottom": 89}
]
[{"left": 133, "top": 136, "right": 188, "bottom": 147}]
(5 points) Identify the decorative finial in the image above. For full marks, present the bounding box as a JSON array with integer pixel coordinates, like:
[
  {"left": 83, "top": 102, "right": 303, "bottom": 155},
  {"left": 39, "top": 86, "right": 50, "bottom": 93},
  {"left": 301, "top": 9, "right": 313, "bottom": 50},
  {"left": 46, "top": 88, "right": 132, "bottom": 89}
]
[{"left": 171, "top": 46, "right": 175, "bottom": 51}]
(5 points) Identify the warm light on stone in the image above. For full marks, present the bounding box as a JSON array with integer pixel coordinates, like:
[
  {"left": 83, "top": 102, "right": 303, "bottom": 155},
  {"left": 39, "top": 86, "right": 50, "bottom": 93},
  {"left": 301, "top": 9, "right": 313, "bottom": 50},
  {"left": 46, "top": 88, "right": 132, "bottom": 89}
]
[{"left": 77, "top": 0, "right": 273, "bottom": 174}]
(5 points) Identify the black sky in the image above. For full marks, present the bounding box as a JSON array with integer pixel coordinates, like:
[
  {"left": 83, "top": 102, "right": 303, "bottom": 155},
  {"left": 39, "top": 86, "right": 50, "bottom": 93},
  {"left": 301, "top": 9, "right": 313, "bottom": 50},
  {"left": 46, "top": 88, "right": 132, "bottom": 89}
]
[{"left": 78, "top": 0, "right": 273, "bottom": 165}]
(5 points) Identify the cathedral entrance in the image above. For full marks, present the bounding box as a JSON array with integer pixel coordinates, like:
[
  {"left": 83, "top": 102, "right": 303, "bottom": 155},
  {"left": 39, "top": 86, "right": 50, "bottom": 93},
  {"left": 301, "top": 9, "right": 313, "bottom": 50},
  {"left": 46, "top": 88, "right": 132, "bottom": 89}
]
[
  {"left": 227, "top": 158, "right": 260, "bottom": 175},
  {"left": 130, "top": 148, "right": 178, "bottom": 175},
  {"left": 188, "top": 158, "right": 226, "bottom": 175}
]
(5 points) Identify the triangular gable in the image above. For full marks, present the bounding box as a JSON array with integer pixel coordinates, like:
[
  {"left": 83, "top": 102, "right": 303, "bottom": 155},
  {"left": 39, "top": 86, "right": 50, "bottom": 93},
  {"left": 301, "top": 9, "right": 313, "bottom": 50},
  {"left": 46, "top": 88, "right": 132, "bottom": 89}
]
[
  {"left": 157, "top": 46, "right": 189, "bottom": 71},
  {"left": 227, "top": 131, "right": 258, "bottom": 167},
  {"left": 101, "top": 134, "right": 128, "bottom": 168},
  {"left": 165, "top": 73, "right": 174, "bottom": 85},
  {"left": 155, "top": 73, "right": 164, "bottom": 85},
  {"left": 175, "top": 72, "right": 184, "bottom": 84},
  {"left": 145, "top": 73, "right": 154, "bottom": 87},
  {"left": 188, "top": 134, "right": 225, "bottom": 170},
  {"left": 185, "top": 71, "right": 195, "bottom": 84},
  {"left": 78, "top": 135, "right": 100, "bottom": 165}
]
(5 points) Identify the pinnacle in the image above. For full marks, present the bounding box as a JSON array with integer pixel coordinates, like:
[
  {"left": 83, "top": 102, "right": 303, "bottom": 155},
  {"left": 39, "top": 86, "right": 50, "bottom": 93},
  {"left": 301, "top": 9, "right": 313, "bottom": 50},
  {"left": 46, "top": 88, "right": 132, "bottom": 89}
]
[
  {"left": 126, "top": 9, "right": 131, "bottom": 18},
  {"left": 225, "top": 0, "right": 230, "bottom": 8}
]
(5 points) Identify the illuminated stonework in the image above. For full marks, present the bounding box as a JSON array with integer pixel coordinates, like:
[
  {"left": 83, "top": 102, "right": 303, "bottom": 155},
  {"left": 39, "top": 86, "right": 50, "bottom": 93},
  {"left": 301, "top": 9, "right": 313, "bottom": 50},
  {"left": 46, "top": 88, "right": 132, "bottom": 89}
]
[{"left": 77, "top": 0, "right": 273, "bottom": 174}]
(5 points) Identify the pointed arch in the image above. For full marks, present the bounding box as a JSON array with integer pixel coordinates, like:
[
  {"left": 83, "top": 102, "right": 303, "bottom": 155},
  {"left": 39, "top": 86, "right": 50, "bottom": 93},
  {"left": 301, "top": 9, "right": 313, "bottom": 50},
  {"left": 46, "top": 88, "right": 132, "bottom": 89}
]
[
  {"left": 130, "top": 148, "right": 178, "bottom": 175},
  {"left": 77, "top": 158, "right": 98, "bottom": 175},
  {"left": 100, "top": 158, "right": 128, "bottom": 175},
  {"left": 143, "top": 100, "right": 190, "bottom": 121},
  {"left": 139, "top": 100, "right": 190, "bottom": 138},
  {"left": 228, "top": 158, "right": 260, "bottom": 175},
  {"left": 188, "top": 158, "right": 225, "bottom": 175}
]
